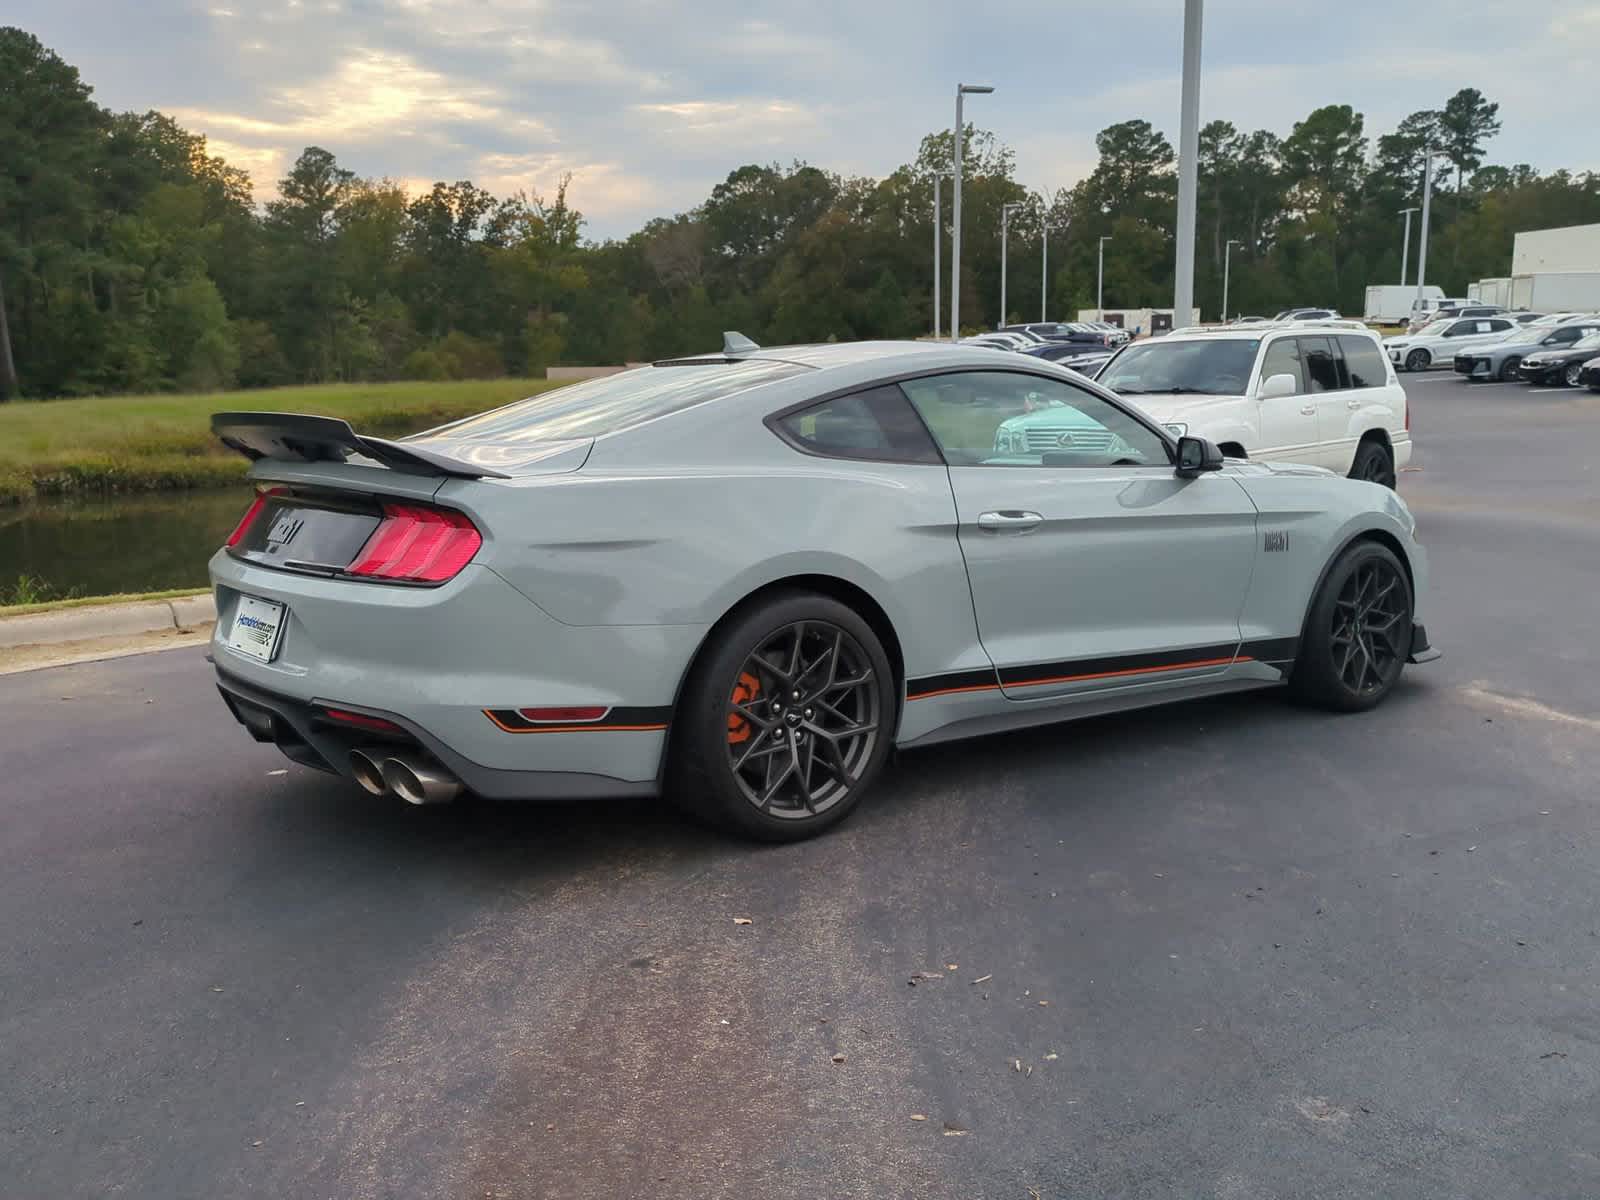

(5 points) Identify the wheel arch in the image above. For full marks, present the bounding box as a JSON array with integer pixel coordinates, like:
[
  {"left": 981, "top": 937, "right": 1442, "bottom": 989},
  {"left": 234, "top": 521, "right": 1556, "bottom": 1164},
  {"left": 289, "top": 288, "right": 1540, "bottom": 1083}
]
[{"left": 1297, "top": 526, "right": 1415, "bottom": 646}]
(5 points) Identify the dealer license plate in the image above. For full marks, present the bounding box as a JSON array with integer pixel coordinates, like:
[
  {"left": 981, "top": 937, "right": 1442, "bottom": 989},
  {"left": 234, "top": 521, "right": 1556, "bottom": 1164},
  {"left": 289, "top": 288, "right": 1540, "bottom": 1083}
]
[{"left": 225, "top": 594, "right": 286, "bottom": 663}]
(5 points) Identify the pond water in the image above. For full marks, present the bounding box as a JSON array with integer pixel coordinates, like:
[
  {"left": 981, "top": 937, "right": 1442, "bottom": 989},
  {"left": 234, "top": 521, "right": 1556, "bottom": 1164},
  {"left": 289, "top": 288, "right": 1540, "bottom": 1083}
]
[{"left": 0, "top": 489, "right": 250, "bottom": 602}]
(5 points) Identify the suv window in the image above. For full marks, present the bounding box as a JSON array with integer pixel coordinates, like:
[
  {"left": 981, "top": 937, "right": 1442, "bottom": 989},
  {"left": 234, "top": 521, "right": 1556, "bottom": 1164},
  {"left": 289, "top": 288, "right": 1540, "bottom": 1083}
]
[
  {"left": 1444, "top": 320, "right": 1476, "bottom": 337},
  {"left": 1488, "top": 319, "right": 1512, "bottom": 332},
  {"left": 1339, "top": 336, "right": 1388, "bottom": 388},
  {"left": 1300, "top": 336, "right": 1342, "bottom": 392},
  {"left": 1259, "top": 337, "right": 1305, "bottom": 393},
  {"left": 899, "top": 372, "right": 1169, "bottom": 468},
  {"left": 774, "top": 385, "right": 941, "bottom": 464}
]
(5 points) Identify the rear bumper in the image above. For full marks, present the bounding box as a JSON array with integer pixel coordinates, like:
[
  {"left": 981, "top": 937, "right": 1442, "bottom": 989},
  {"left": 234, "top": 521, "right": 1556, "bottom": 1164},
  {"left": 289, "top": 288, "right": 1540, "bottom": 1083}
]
[{"left": 208, "top": 550, "right": 709, "bottom": 796}]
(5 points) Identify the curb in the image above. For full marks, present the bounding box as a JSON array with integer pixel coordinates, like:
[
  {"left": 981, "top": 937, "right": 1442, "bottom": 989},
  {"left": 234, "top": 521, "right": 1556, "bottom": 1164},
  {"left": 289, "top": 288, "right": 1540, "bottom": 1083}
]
[{"left": 0, "top": 594, "right": 217, "bottom": 650}]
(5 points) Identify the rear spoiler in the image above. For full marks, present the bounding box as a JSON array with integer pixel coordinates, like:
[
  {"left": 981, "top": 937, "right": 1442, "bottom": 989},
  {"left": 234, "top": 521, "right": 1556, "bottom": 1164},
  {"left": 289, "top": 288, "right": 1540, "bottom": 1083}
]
[{"left": 211, "top": 412, "right": 510, "bottom": 480}]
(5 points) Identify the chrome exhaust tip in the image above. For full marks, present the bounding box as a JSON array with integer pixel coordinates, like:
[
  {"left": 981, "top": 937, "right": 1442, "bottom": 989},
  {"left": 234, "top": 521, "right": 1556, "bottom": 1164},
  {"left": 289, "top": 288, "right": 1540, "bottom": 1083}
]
[
  {"left": 380, "top": 752, "right": 463, "bottom": 806},
  {"left": 349, "top": 748, "right": 391, "bottom": 796}
]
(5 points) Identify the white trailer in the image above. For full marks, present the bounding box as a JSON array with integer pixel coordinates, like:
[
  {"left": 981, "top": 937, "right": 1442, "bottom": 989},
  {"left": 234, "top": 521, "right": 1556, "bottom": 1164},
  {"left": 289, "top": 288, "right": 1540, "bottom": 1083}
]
[
  {"left": 1508, "top": 271, "right": 1600, "bottom": 313},
  {"left": 1512, "top": 224, "right": 1600, "bottom": 274},
  {"left": 1365, "top": 284, "right": 1441, "bottom": 323}
]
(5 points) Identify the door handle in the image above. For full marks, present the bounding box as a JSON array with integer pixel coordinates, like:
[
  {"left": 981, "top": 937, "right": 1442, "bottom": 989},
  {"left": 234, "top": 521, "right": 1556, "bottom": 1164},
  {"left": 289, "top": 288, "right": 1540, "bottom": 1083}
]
[
  {"left": 1347, "top": 398, "right": 1362, "bottom": 409},
  {"left": 977, "top": 510, "right": 1043, "bottom": 532},
  {"left": 1299, "top": 404, "right": 1316, "bottom": 416}
]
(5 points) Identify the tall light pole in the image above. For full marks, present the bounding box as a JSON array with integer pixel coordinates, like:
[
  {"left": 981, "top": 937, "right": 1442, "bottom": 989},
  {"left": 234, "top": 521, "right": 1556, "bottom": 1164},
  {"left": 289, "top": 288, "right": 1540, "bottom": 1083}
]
[
  {"left": 1222, "top": 238, "right": 1241, "bottom": 323},
  {"left": 932, "top": 174, "right": 951, "bottom": 338},
  {"left": 1172, "top": 0, "right": 1204, "bottom": 327},
  {"left": 1040, "top": 201, "right": 1053, "bottom": 322},
  {"left": 1000, "top": 201, "right": 1024, "bottom": 329},
  {"left": 1414, "top": 149, "right": 1446, "bottom": 322},
  {"left": 1097, "top": 236, "right": 1113, "bottom": 315},
  {"left": 950, "top": 82, "right": 994, "bottom": 342},
  {"left": 1398, "top": 206, "right": 1419, "bottom": 285}
]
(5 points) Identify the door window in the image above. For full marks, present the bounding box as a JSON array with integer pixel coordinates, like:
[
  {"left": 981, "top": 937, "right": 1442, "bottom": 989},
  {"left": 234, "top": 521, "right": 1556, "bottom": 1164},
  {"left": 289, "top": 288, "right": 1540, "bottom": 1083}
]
[
  {"left": 773, "top": 385, "right": 942, "bottom": 464},
  {"left": 1299, "top": 336, "right": 1342, "bottom": 392},
  {"left": 1338, "top": 336, "right": 1388, "bottom": 388},
  {"left": 1259, "top": 337, "right": 1305, "bottom": 392},
  {"left": 899, "top": 372, "right": 1169, "bottom": 468}
]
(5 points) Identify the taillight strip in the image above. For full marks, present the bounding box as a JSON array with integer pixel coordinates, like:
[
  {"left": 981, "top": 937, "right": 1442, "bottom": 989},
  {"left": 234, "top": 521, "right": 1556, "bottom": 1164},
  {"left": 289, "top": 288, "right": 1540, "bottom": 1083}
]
[{"left": 347, "top": 502, "right": 482, "bottom": 583}]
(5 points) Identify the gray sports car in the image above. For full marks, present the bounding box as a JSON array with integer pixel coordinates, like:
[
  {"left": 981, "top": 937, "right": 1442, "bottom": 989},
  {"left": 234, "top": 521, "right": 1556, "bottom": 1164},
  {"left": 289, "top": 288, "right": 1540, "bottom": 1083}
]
[
  {"left": 208, "top": 337, "right": 1438, "bottom": 840},
  {"left": 1453, "top": 319, "right": 1600, "bottom": 382}
]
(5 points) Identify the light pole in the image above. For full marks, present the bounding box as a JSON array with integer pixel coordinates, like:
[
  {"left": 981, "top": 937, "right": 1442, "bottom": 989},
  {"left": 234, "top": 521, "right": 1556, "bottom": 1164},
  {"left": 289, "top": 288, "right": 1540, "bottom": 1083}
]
[
  {"left": 950, "top": 82, "right": 994, "bottom": 341},
  {"left": 1097, "top": 235, "right": 1113, "bottom": 315},
  {"left": 1000, "top": 201, "right": 1024, "bottom": 329},
  {"left": 1398, "top": 206, "right": 1419, "bottom": 285},
  {"left": 1222, "top": 238, "right": 1241, "bottom": 323},
  {"left": 1414, "top": 149, "right": 1446, "bottom": 322},
  {"left": 1040, "top": 201, "right": 1053, "bottom": 322},
  {"left": 932, "top": 173, "right": 951, "bottom": 338},
  {"left": 1172, "top": 0, "right": 1204, "bottom": 328}
]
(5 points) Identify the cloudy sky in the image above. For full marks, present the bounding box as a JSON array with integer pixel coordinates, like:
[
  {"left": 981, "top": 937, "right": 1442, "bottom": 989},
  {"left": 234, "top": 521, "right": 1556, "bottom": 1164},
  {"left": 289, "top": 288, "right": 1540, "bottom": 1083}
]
[{"left": 15, "top": 0, "right": 1600, "bottom": 239}]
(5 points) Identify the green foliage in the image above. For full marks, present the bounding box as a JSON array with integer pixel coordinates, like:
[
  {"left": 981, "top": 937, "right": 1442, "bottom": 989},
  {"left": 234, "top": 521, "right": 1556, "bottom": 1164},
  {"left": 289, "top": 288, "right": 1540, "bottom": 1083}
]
[{"left": 2, "top": 26, "right": 1600, "bottom": 404}]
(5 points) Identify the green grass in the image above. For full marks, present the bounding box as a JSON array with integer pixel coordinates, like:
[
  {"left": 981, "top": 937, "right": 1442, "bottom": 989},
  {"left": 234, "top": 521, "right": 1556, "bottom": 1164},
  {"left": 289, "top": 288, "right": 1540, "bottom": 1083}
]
[
  {"left": 0, "top": 378, "right": 568, "bottom": 505},
  {"left": 0, "top": 587, "right": 208, "bottom": 618}
]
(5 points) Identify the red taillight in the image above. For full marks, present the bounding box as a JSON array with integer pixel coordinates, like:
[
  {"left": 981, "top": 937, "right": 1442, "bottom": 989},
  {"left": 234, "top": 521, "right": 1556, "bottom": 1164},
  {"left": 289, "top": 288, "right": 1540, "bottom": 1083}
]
[
  {"left": 321, "top": 708, "right": 405, "bottom": 733},
  {"left": 347, "top": 503, "right": 482, "bottom": 583},
  {"left": 225, "top": 487, "right": 284, "bottom": 548},
  {"left": 517, "top": 706, "right": 610, "bottom": 723}
]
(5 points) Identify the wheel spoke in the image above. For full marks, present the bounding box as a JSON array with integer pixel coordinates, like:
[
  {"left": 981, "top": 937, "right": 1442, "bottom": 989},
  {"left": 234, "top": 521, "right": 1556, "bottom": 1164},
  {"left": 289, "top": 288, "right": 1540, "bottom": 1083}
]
[{"left": 733, "top": 727, "right": 788, "bottom": 771}]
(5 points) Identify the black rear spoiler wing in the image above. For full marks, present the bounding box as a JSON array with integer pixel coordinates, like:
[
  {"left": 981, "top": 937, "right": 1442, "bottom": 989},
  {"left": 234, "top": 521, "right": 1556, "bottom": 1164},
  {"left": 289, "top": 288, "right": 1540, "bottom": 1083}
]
[{"left": 211, "top": 412, "right": 509, "bottom": 480}]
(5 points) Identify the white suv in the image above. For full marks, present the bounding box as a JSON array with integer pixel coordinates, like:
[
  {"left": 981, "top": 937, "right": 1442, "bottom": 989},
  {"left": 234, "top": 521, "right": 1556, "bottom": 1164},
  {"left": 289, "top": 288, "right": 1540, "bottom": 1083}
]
[
  {"left": 1384, "top": 315, "right": 1517, "bottom": 371},
  {"left": 1086, "top": 323, "right": 1411, "bottom": 486}
]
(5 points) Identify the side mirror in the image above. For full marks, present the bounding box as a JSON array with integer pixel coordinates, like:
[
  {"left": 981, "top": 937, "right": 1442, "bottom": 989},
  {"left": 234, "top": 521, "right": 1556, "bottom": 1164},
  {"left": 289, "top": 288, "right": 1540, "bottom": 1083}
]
[
  {"left": 1175, "top": 435, "right": 1224, "bottom": 477},
  {"left": 1258, "top": 372, "right": 1297, "bottom": 399}
]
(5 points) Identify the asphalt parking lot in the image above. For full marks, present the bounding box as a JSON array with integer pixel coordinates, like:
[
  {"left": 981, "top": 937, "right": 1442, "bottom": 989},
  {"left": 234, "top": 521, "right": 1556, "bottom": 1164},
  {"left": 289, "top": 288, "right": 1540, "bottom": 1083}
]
[{"left": 4, "top": 373, "right": 1598, "bottom": 1199}]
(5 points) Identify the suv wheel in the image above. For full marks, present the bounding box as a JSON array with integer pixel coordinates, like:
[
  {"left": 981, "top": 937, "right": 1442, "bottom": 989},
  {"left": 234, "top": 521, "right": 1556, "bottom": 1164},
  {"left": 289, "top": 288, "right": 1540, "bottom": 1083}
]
[
  {"left": 1404, "top": 349, "right": 1430, "bottom": 372},
  {"left": 1349, "top": 440, "right": 1396, "bottom": 488}
]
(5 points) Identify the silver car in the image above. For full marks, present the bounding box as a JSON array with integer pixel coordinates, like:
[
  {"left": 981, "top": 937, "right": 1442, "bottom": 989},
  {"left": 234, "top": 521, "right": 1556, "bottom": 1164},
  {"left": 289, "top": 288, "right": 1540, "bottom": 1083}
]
[
  {"left": 209, "top": 338, "right": 1439, "bottom": 840},
  {"left": 1453, "top": 319, "right": 1600, "bottom": 382}
]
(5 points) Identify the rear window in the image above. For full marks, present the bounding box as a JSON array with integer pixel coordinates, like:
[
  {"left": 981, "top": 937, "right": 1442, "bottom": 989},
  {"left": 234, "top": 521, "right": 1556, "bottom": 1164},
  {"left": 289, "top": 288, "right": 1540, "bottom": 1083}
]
[
  {"left": 410, "top": 359, "right": 809, "bottom": 444},
  {"left": 1339, "top": 336, "right": 1388, "bottom": 388}
]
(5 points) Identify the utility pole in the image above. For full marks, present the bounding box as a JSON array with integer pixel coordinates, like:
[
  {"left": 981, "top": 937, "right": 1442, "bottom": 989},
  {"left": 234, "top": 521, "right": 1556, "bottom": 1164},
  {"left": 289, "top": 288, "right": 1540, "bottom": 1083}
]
[
  {"left": 950, "top": 83, "right": 994, "bottom": 342},
  {"left": 1222, "top": 238, "right": 1241, "bottom": 323},
  {"left": 1414, "top": 151, "right": 1443, "bottom": 321},
  {"left": 933, "top": 175, "right": 943, "bottom": 339},
  {"left": 1398, "top": 206, "right": 1419, "bottom": 286},
  {"left": 1000, "top": 201, "right": 1024, "bottom": 329},
  {"left": 1097, "top": 236, "right": 1113, "bottom": 315},
  {"left": 0, "top": 273, "right": 15, "bottom": 402},
  {"left": 1040, "top": 208, "right": 1050, "bottom": 322},
  {"left": 1172, "top": 0, "right": 1204, "bottom": 327}
]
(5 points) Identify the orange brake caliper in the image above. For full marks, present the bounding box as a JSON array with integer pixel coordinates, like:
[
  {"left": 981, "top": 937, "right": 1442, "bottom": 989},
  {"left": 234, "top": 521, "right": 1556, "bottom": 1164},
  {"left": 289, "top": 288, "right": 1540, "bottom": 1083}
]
[{"left": 727, "top": 671, "right": 761, "bottom": 744}]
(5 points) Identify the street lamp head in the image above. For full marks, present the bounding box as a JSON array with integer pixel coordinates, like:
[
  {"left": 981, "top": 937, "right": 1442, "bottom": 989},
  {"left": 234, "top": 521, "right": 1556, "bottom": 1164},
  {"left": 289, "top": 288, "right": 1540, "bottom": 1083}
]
[{"left": 958, "top": 83, "right": 995, "bottom": 94}]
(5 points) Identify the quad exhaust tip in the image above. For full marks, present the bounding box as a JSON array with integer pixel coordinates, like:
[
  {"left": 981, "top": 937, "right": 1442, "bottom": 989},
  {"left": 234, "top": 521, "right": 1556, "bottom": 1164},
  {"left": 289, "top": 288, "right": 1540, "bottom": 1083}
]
[{"left": 348, "top": 748, "right": 463, "bottom": 805}]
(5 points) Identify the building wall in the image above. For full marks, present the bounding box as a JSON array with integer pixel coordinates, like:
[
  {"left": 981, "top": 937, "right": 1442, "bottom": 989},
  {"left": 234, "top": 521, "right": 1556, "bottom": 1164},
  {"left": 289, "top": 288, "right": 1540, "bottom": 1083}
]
[{"left": 1512, "top": 224, "right": 1600, "bottom": 274}]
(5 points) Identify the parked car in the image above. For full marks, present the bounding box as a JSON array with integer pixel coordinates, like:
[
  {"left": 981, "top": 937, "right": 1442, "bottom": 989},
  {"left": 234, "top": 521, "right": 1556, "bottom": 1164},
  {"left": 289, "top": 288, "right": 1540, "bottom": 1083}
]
[
  {"left": 962, "top": 333, "right": 1032, "bottom": 352},
  {"left": 1080, "top": 324, "right": 1411, "bottom": 485},
  {"left": 207, "top": 336, "right": 1438, "bottom": 841},
  {"left": 1407, "top": 302, "right": 1504, "bottom": 333},
  {"left": 1406, "top": 295, "right": 1468, "bottom": 330},
  {"left": 1023, "top": 342, "right": 1113, "bottom": 373},
  {"left": 1515, "top": 330, "right": 1600, "bottom": 385},
  {"left": 1453, "top": 320, "right": 1600, "bottom": 382},
  {"left": 1081, "top": 321, "right": 1132, "bottom": 345},
  {"left": 1274, "top": 308, "right": 1341, "bottom": 321},
  {"left": 1579, "top": 356, "right": 1600, "bottom": 391},
  {"left": 1004, "top": 322, "right": 1116, "bottom": 347},
  {"left": 1384, "top": 315, "right": 1517, "bottom": 371}
]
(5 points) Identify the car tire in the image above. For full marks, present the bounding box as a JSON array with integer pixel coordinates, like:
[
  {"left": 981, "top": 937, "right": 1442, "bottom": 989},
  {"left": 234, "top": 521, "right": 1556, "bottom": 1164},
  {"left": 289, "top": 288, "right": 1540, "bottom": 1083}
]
[
  {"left": 1289, "top": 540, "right": 1414, "bottom": 713},
  {"left": 1404, "top": 349, "right": 1430, "bottom": 372},
  {"left": 1563, "top": 363, "right": 1583, "bottom": 387},
  {"left": 1348, "top": 439, "right": 1396, "bottom": 488},
  {"left": 1497, "top": 357, "right": 1520, "bottom": 382},
  {"left": 669, "top": 591, "right": 896, "bottom": 842}
]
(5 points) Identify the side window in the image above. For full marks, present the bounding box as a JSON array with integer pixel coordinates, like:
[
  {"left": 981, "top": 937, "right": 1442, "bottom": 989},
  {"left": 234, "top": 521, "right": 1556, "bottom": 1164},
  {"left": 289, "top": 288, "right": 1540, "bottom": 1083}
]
[
  {"left": 1300, "top": 336, "right": 1341, "bottom": 393},
  {"left": 1549, "top": 328, "right": 1579, "bottom": 344},
  {"left": 1259, "top": 337, "right": 1305, "bottom": 393},
  {"left": 899, "top": 372, "right": 1169, "bottom": 468},
  {"left": 774, "top": 385, "right": 941, "bottom": 464},
  {"left": 1339, "top": 337, "right": 1388, "bottom": 388},
  {"left": 1445, "top": 321, "right": 1473, "bottom": 337},
  {"left": 1490, "top": 319, "right": 1512, "bottom": 332}
]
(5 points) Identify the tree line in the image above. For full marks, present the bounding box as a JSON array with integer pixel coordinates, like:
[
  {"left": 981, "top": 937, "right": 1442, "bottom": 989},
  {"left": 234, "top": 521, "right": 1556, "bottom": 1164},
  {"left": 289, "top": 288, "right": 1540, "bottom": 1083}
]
[{"left": 5, "top": 25, "right": 1600, "bottom": 400}]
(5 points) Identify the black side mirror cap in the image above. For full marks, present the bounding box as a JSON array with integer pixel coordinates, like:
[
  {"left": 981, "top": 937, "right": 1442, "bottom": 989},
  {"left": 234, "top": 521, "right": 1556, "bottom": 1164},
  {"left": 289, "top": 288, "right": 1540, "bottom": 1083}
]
[{"left": 1175, "top": 435, "right": 1225, "bottom": 477}]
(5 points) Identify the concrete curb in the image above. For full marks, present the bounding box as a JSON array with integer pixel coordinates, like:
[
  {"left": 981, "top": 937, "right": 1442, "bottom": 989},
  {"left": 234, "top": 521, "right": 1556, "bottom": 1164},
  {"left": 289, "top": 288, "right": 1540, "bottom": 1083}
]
[{"left": 0, "top": 594, "right": 217, "bottom": 649}]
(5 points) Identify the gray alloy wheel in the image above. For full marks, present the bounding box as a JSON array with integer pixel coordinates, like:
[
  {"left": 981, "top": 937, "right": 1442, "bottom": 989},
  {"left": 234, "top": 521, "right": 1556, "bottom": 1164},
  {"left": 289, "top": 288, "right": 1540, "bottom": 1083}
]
[
  {"left": 1564, "top": 362, "right": 1583, "bottom": 387},
  {"left": 1405, "top": 349, "right": 1430, "bottom": 372},
  {"left": 670, "top": 591, "right": 895, "bottom": 842},
  {"left": 1289, "top": 540, "right": 1414, "bottom": 713},
  {"left": 1497, "top": 357, "right": 1520, "bottom": 382},
  {"left": 1349, "top": 440, "right": 1396, "bottom": 489}
]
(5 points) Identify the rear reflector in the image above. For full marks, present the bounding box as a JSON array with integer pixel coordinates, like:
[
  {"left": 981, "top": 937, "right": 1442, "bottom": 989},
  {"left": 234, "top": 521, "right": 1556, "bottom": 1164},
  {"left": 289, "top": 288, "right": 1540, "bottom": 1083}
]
[
  {"left": 347, "top": 503, "right": 482, "bottom": 583},
  {"left": 321, "top": 708, "right": 405, "bottom": 733},
  {"left": 517, "top": 706, "right": 610, "bottom": 723},
  {"left": 225, "top": 487, "right": 284, "bottom": 547}
]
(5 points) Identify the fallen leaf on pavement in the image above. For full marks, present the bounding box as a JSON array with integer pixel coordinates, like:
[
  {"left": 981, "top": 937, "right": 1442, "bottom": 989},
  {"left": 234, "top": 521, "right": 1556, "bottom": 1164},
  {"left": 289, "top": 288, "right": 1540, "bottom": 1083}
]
[
  {"left": 972, "top": 974, "right": 992, "bottom": 985},
  {"left": 942, "top": 1123, "right": 968, "bottom": 1137},
  {"left": 732, "top": 917, "right": 753, "bottom": 925},
  {"left": 831, "top": 1053, "right": 846, "bottom": 1064},
  {"left": 909, "top": 1113, "right": 927, "bottom": 1121}
]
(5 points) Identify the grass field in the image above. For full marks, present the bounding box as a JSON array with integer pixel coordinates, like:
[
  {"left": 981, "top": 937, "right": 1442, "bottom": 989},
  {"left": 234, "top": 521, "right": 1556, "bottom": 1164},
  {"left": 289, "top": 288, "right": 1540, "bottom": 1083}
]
[{"left": 0, "top": 378, "right": 568, "bottom": 504}]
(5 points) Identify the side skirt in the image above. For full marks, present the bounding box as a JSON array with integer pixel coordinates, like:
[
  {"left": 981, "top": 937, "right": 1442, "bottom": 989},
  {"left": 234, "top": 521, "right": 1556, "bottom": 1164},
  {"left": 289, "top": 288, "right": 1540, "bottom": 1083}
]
[{"left": 896, "top": 676, "right": 1282, "bottom": 751}]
